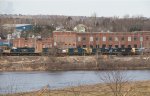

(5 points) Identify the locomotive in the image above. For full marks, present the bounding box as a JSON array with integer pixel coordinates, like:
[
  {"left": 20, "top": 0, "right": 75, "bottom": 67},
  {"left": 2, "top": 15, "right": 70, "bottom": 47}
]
[{"left": 1, "top": 47, "right": 40, "bottom": 56}]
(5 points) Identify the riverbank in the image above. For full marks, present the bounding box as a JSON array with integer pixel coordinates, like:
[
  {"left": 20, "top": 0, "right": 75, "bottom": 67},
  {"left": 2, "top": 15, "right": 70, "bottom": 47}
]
[
  {"left": 5, "top": 80, "right": 150, "bottom": 96},
  {"left": 0, "top": 55, "right": 150, "bottom": 71}
]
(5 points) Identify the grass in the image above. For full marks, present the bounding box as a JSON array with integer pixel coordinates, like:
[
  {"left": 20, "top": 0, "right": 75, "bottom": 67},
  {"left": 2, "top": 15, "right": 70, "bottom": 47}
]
[{"left": 3, "top": 80, "right": 150, "bottom": 96}]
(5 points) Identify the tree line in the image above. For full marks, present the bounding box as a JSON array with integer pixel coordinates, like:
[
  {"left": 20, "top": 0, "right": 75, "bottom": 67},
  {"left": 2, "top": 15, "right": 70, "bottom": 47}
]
[{"left": 0, "top": 14, "right": 150, "bottom": 38}]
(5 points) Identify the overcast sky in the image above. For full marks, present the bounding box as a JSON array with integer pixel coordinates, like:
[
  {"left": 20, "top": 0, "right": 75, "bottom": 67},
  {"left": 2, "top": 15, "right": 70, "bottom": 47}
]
[{"left": 0, "top": 0, "right": 150, "bottom": 17}]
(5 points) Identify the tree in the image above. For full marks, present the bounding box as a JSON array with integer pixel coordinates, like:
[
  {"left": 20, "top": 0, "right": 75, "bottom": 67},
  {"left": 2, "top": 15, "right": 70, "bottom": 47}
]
[{"left": 97, "top": 70, "right": 134, "bottom": 96}]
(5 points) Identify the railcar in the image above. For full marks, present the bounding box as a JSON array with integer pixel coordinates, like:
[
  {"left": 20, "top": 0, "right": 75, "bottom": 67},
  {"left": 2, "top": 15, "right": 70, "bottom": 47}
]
[
  {"left": 68, "top": 48, "right": 87, "bottom": 55},
  {"left": 42, "top": 48, "right": 67, "bottom": 56}
]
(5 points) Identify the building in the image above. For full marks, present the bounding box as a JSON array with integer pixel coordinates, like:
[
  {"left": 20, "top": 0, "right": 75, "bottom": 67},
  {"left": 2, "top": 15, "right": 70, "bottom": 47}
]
[
  {"left": 11, "top": 30, "right": 150, "bottom": 52},
  {"left": 3, "top": 24, "right": 33, "bottom": 32},
  {"left": 12, "top": 37, "right": 53, "bottom": 52},
  {"left": 53, "top": 31, "right": 150, "bottom": 49},
  {"left": 53, "top": 31, "right": 77, "bottom": 49}
]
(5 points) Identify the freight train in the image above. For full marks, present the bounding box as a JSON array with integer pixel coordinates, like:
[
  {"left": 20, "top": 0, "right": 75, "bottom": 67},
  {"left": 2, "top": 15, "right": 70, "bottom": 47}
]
[
  {"left": 42, "top": 47, "right": 147, "bottom": 56},
  {"left": 0, "top": 47, "right": 147, "bottom": 56}
]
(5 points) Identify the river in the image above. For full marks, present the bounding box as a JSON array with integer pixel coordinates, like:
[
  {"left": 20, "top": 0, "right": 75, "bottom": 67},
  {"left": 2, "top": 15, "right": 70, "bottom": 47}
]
[{"left": 0, "top": 70, "right": 150, "bottom": 94}]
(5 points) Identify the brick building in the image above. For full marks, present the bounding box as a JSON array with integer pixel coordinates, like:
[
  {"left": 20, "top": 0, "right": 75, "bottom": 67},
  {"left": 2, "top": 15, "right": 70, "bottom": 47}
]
[
  {"left": 53, "top": 31, "right": 77, "bottom": 49},
  {"left": 53, "top": 31, "right": 150, "bottom": 49},
  {"left": 12, "top": 31, "right": 150, "bottom": 52},
  {"left": 12, "top": 37, "right": 53, "bottom": 52}
]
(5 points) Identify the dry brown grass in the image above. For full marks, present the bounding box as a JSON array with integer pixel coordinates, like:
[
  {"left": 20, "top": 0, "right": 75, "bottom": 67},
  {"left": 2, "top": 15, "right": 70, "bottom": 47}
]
[{"left": 4, "top": 80, "right": 150, "bottom": 96}]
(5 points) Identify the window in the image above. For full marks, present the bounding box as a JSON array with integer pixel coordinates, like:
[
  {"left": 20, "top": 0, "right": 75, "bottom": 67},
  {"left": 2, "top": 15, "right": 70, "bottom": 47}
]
[
  {"left": 134, "top": 37, "right": 137, "bottom": 41},
  {"left": 78, "top": 37, "right": 81, "bottom": 41},
  {"left": 77, "top": 45, "right": 81, "bottom": 48},
  {"left": 90, "top": 36, "right": 93, "bottom": 41},
  {"left": 140, "top": 44, "right": 143, "bottom": 48},
  {"left": 140, "top": 33, "right": 143, "bottom": 35},
  {"left": 128, "top": 37, "right": 131, "bottom": 41},
  {"left": 54, "top": 42, "right": 57, "bottom": 46},
  {"left": 114, "top": 37, "right": 118, "bottom": 41},
  {"left": 82, "top": 37, "right": 86, "bottom": 41},
  {"left": 96, "top": 45, "right": 99, "bottom": 48},
  {"left": 109, "top": 37, "right": 112, "bottom": 41},
  {"left": 109, "top": 45, "right": 112, "bottom": 48},
  {"left": 146, "top": 36, "right": 149, "bottom": 40},
  {"left": 121, "top": 37, "right": 125, "bottom": 41},
  {"left": 115, "top": 45, "right": 119, "bottom": 48},
  {"left": 102, "top": 36, "right": 106, "bottom": 41},
  {"left": 121, "top": 45, "right": 125, "bottom": 48},
  {"left": 134, "top": 44, "right": 137, "bottom": 48},
  {"left": 90, "top": 45, "right": 93, "bottom": 48},
  {"left": 102, "top": 44, "right": 106, "bottom": 48},
  {"left": 82, "top": 45, "right": 86, "bottom": 48},
  {"left": 128, "top": 45, "right": 131, "bottom": 48},
  {"left": 95, "top": 37, "right": 99, "bottom": 41},
  {"left": 140, "top": 37, "right": 143, "bottom": 41}
]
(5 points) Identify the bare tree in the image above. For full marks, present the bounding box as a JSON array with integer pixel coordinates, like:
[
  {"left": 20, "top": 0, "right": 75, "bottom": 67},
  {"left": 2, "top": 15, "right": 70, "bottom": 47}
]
[{"left": 97, "top": 70, "right": 134, "bottom": 96}]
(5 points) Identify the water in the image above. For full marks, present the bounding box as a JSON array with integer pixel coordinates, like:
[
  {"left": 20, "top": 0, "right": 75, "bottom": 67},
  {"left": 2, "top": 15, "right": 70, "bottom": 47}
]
[{"left": 0, "top": 70, "right": 150, "bottom": 94}]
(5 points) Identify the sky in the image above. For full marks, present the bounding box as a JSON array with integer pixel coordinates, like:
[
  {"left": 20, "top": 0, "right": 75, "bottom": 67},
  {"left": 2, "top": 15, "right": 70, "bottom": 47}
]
[{"left": 0, "top": 0, "right": 150, "bottom": 17}]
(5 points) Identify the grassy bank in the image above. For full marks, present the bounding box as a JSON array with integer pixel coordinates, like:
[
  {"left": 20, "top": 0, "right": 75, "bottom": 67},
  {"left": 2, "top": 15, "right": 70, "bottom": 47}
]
[
  {"left": 0, "top": 55, "right": 150, "bottom": 71},
  {"left": 4, "top": 80, "right": 150, "bottom": 96}
]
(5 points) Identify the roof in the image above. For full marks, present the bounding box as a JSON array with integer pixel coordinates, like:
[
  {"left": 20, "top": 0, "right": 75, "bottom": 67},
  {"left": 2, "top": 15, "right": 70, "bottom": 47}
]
[
  {"left": 53, "top": 31, "right": 150, "bottom": 34},
  {"left": 73, "top": 24, "right": 88, "bottom": 32},
  {"left": 3, "top": 24, "right": 32, "bottom": 28}
]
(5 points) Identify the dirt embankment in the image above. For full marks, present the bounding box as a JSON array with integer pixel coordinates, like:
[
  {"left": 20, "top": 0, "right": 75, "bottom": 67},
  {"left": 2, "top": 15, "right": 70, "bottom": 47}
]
[{"left": 0, "top": 55, "right": 150, "bottom": 71}]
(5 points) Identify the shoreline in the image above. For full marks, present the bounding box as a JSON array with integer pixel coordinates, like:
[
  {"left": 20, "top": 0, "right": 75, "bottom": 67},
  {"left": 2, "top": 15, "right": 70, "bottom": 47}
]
[
  {"left": 0, "top": 68, "right": 150, "bottom": 72},
  {"left": 0, "top": 55, "right": 150, "bottom": 71}
]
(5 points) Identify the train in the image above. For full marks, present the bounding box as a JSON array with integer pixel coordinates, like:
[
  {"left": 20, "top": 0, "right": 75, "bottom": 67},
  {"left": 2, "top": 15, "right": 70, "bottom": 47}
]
[
  {"left": 0, "top": 47, "right": 148, "bottom": 56},
  {"left": 42, "top": 47, "right": 147, "bottom": 56}
]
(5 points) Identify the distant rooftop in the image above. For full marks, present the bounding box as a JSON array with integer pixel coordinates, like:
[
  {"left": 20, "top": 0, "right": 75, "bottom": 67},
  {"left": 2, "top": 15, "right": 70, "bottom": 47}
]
[{"left": 3, "top": 24, "right": 32, "bottom": 28}]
